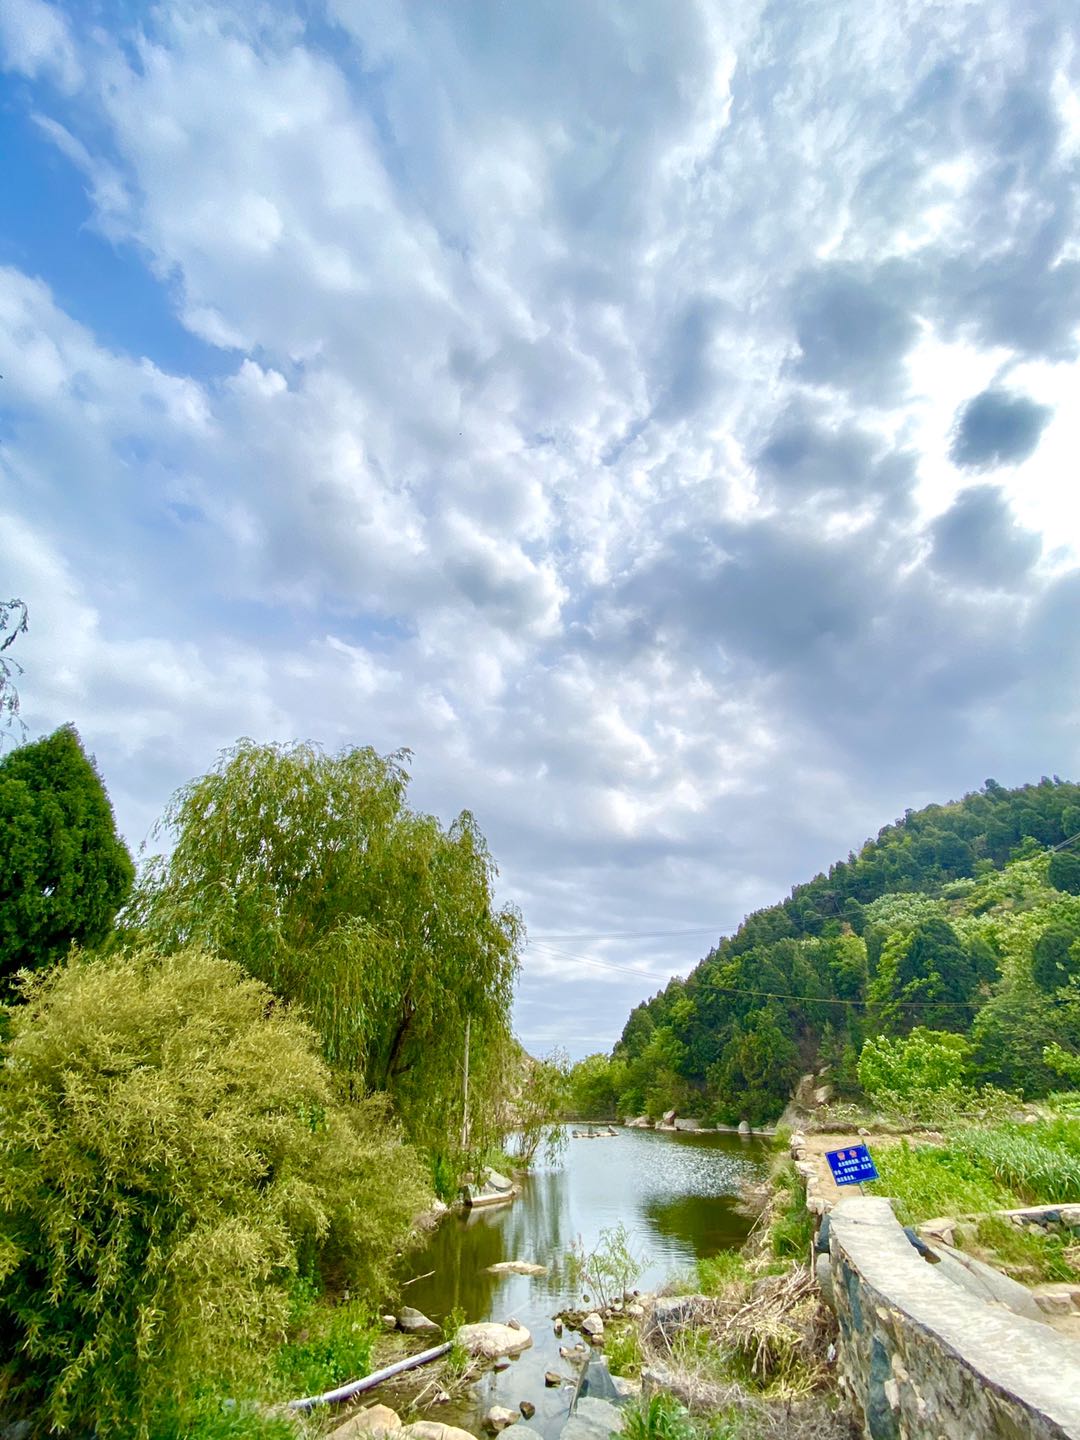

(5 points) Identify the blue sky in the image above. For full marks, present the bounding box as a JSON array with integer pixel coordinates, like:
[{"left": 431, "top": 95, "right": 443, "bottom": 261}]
[{"left": 2, "top": 0, "right": 1079, "bottom": 1058}]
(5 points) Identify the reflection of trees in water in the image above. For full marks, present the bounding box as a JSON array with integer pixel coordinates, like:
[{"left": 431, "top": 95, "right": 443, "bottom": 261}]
[
  {"left": 400, "top": 1169, "right": 574, "bottom": 1324},
  {"left": 643, "top": 1193, "right": 752, "bottom": 1259}
]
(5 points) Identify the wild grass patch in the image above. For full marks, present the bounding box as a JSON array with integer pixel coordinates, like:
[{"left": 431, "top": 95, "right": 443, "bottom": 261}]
[{"left": 868, "top": 1118, "right": 1080, "bottom": 1223}]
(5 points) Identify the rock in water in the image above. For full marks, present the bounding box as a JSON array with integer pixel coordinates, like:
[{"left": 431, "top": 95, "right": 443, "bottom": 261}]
[
  {"left": 398, "top": 1305, "right": 440, "bottom": 1333},
  {"left": 737, "top": 1120, "right": 751, "bottom": 1135},
  {"left": 484, "top": 1169, "right": 514, "bottom": 1193},
  {"left": 519, "top": 1401, "right": 536, "bottom": 1419},
  {"left": 487, "top": 1261, "right": 548, "bottom": 1276},
  {"left": 402, "top": 1424, "right": 480, "bottom": 1440},
  {"left": 484, "top": 1406, "right": 518, "bottom": 1432},
  {"left": 544, "top": 1370, "right": 564, "bottom": 1386},
  {"left": 331, "top": 1405, "right": 402, "bottom": 1439},
  {"left": 458, "top": 1321, "right": 533, "bottom": 1359},
  {"left": 562, "top": 1397, "right": 626, "bottom": 1440},
  {"left": 581, "top": 1312, "right": 604, "bottom": 1339}
]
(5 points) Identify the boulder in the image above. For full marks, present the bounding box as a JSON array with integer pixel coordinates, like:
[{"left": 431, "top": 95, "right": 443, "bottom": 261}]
[
  {"left": 519, "top": 1402, "right": 536, "bottom": 1419},
  {"left": 483, "top": 1406, "right": 518, "bottom": 1432},
  {"left": 625, "top": 1303, "right": 644, "bottom": 1318},
  {"left": 484, "top": 1169, "right": 514, "bottom": 1193},
  {"left": 737, "top": 1120, "right": 751, "bottom": 1135},
  {"left": 812, "top": 1084, "right": 834, "bottom": 1106},
  {"left": 401, "top": 1424, "right": 479, "bottom": 1440},
  {"left": 398, "top": 1305, "right": 439, "bottom": 1334},
  {"left": 581, "top": 1312, "right": 604, "bottom": 1339},
  {"left": 661, "top": 1109, "right": 677, "bottom": 1127},
  {"left": 624, "top": 1116, "right": 651, "bottom": 1128},
  {"left": 562, "top": 1397, "right": 626, "bottom": 1440},
  {"left": 545, "top": 1370, "right": 565, "bottom": 1386},
  {"left": 331, "top": 1405, "right": 402, "bottom": 1440},
  {"left": 673, "top": 1118, "right": 700, "bottom": 1131},
  {"left": 381, "top": 1313, "right": 398, "bottom": 1329},
  {"left": 458, "top": 1321, "right": 533, "bottom": 1359},
  {"left": 487, "top": 1261, "right": 548, "bottom": 1276}
]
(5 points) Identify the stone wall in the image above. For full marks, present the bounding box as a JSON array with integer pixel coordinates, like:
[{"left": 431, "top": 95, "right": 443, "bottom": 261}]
[{"left": 826, "top": 1195, "right": 1080, "bottom": 1439}]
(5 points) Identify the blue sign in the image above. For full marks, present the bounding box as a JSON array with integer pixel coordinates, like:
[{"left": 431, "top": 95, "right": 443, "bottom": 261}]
[{"left": 825, "top": 1144, "right": 879, "bottom": 1186}]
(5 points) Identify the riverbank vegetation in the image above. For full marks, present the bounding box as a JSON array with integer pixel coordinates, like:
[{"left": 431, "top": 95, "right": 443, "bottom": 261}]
[
  {"left": 571, "top": 778, "right": 1080, "bottom": 1126},
  {"left": 0, "top": 730, "right": 528, "bottom": 1436},
  {"left": 612, "top": 1137, "right": 858, "bottom": 1440}
]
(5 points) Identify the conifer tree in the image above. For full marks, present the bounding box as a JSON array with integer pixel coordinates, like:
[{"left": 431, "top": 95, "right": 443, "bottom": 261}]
[{"left": 0, "top": 725, "right": 134, "bottom": 983}]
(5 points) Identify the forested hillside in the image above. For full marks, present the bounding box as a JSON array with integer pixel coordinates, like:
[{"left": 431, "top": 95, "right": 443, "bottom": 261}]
[{"left": 570, "top": 779, "right": 1080, "bottom": 1124}]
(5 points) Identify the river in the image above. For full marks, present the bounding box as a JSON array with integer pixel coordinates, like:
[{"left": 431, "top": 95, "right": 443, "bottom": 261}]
[{"left": 382, "top": 1126, "right": 767, "bottom": 1438}]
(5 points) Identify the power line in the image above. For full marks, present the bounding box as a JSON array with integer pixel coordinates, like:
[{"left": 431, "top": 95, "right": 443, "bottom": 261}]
[{"left": 526, "top": 939, "right": 1061, "bottom": 1010}]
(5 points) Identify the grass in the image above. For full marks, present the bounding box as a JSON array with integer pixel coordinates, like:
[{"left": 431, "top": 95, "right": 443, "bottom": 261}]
[
  {"left": 273, "top": 1293, "right": 379, "bottom": 1400},
  {"left": 961, "top": 1216, "right": 1080, "bottom": 1284},
  {"left": 866, "top": 1117, "right": 1080, "bottom": 1224},
  {"left": 606, "top": 1321, "right": 643, "bottom": 1378},
  {"left": 767, "top": 1163, "right": 814, "bottom": 1261},
  {"left": 621, "top": 1393, "right": 699, "bottom": 1440},
  {"left": 155, "top": 1397, "right": 308, "bottom": 1440},
  {"left": 697, "top": 1251, "right": 749, "bottom": 1297}
]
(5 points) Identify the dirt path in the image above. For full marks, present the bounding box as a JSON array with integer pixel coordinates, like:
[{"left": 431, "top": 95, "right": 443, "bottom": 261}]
[{"left": 796, "top": 1130, "right": 918, "bottom": 1206}]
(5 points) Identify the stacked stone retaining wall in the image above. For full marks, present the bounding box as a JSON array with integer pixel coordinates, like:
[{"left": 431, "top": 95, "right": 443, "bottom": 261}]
[{"left": 826, "top": 1194, "right": 1080, "bottom": 1439}]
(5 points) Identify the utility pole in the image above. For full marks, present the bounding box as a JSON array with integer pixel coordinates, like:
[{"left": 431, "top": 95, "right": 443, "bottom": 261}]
[{"left": 461, "top": 1014, "right": 471, "bottom": 1153}]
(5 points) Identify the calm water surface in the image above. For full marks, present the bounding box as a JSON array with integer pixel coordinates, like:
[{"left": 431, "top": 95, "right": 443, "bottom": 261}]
[{"left": 376, "top": 1127, "right": 766, "bottom": 1438}]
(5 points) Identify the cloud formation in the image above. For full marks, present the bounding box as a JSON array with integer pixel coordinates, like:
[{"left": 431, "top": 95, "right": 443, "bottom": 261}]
[
  {"left": 950, "top": 388, "right": 1052, "bottom": 469},
  {"left": 1, "top": 0, "right": 1079, "bottom": 1056}
]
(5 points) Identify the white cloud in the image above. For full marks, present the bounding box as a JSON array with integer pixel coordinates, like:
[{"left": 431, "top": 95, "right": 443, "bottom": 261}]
[
  {"left": 0, "top": 0, "right": 81, "bottom": 92},
  {"left": 3, "top": 0, "right": 1080, "bottom": 1053}
]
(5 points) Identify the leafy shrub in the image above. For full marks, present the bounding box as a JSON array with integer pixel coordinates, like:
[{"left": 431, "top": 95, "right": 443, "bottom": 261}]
[
  {"left": 0, "top": 948, "right": 426, "bottom": 1437},
  {"left": 858, "top": 1028, "right": 972, "bottom": 1099},
  {"left": 566, "top": 1223, "right": 645, "bottom": 1308}
]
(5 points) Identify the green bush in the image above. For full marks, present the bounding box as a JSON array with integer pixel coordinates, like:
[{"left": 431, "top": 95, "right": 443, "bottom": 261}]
[
  {"left": 0, "top": 948, "right": 427, "bottom": 1437},
  {"left": 858, "top": 1028, "right": 972, "bottom": 1100}
]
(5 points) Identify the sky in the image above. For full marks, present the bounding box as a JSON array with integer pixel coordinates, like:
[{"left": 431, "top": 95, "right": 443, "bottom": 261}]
[{"left": 1, "top": 0, "right": 1079, "bottom": 1060}]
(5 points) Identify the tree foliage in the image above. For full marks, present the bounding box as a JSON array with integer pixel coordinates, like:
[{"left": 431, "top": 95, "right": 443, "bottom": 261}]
[
  {"left": 130, "top": 739, "right": 522, "bottom": 1152},
  {"left": 0, "top": 599, "right": 28, "bottom": 741},
  {"left": 1049, "top": 850, "right": 1080, "bottom": 896},
  {"left": 0, "top": 724, "right": 134, "bottom": 984},
  {"left": 598, "top": 777, "right": 1080, "bottom": 1122},
  {"left": 0, "top": 948, "right": 427, "bottom": 1438}
]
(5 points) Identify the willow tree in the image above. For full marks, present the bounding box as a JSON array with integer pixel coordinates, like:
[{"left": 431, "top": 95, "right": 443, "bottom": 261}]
[{"left": 130, "top": 739, "right": 522, "bottom": 1154}]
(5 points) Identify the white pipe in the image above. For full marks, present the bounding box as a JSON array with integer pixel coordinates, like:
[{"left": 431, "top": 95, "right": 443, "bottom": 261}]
[{"left": 287, "top": 1340, "right": 452, "bottom": 1411}]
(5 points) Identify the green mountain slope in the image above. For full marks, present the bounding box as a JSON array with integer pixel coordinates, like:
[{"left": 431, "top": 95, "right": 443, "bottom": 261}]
[{"left": 583, "top": 778, "right": 1080, "bottom": 1124}]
